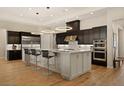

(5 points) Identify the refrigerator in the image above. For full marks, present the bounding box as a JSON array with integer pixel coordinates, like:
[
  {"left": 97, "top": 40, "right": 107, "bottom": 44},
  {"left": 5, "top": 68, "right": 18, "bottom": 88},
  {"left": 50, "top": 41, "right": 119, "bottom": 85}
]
[{"left": 21, "top": 36, "right": 41, "bottom": 61}]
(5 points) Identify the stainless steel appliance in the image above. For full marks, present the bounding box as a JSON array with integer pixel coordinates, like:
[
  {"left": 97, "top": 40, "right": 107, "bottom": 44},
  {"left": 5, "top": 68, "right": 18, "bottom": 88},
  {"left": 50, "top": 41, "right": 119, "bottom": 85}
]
[
  {"left": 93, "top": 40, "right": 107, "bottom": 61},
  {"left": 21, "top": 36, "right": 41, "bottom": 61}
]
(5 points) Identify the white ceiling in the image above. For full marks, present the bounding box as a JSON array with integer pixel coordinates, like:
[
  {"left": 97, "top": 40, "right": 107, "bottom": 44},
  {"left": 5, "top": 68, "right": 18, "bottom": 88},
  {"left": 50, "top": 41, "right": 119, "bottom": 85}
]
[{"left": 0, "top": 7, "right": 106, "bottom": 30}]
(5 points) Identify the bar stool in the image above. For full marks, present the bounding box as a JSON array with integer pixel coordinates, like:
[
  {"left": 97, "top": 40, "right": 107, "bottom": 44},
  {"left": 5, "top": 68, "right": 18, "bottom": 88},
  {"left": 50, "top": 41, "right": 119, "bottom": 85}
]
[
  {"left": 31, "top": 49, "right": 41, "bottom": 70},
  {"left": 41, "top": 50, "right": 56, "bottom": 75},
  {"left": 24, "top": 48, "right": 31, "bottom": 66},
  {"left": 118, "top": 57, "right": 124, "bottom": 63}
]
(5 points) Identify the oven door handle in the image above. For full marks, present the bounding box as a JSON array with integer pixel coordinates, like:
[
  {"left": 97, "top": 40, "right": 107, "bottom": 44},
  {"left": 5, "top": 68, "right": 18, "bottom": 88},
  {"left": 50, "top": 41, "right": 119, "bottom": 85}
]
[{"left": 93, "top": 51, "right": 106, "bottom": 53}]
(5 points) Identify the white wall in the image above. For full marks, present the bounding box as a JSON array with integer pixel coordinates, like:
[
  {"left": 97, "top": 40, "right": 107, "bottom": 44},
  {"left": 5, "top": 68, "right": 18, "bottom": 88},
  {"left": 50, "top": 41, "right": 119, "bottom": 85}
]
[
  {"left": 80, "top": 13, "right": 107, "bottom": 30},
  {"left": 0, "top": 28, "right": 7, "bottom": 59},
  {"left": 112, "top": 23, "right": 119, "bottom": 58},
  {"left": 112, "top": 23, "right": 124, "bottom": 58},
  {"left": 107, "top": 8, "right": 124, "bottom": 68},
  {"left": 0, "top": 20, "right": 39, "bottom": 32},
  {"left": 118, "top": 28, "right": 124, "bottom": 57}
]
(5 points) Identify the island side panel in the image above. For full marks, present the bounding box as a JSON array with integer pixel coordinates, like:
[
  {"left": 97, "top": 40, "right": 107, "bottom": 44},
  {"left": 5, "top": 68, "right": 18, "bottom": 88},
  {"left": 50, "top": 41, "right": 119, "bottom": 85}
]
[
  {"left": 60, "top": 51, "right": 92, "bottom": 80},
  {"left": 82, "top": 52, "right": 91, "bottom": 73},
  {"left": 60, "top": 52, "right": 71, "bottom": 80}
]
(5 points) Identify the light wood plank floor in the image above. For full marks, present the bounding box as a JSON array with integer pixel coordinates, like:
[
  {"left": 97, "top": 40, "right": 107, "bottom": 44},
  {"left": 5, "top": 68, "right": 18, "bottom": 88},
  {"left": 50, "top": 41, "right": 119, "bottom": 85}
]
[{"left": 0, "top": 58, "right": 124, "bottom": 86}]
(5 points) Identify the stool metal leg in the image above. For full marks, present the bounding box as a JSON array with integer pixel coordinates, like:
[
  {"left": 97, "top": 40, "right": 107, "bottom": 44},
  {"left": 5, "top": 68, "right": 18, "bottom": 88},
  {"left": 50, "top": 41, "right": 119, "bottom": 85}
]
[
  {"left": 46, "top": 58, "right": 52, "bottom": 75},
  {"left": 36, "top": 56, "right": 37, "bottom": 70},
  {"left": 47, "top": 58, "right": 49, "bottom": 75},
  {"left": 35, "top": 56, "right": 41, "bottom": 71}
]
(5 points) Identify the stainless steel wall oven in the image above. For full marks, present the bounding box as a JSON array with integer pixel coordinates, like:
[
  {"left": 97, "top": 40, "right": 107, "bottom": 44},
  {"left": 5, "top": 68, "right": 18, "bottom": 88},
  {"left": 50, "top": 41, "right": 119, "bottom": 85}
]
[{"left": 93, "top": 40, "right": 107, "bottom": 62}]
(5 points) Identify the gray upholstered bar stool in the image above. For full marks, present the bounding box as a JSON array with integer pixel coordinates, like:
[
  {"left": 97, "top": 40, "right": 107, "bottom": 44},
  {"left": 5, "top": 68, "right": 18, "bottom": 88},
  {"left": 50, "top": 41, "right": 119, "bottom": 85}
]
[
  {"left": 24, "top": 48, "right": 32, "bottom": 66},
  {"left": 41, "top": 50, "right": 57, "bottom": 75},
  {"left": 31, "top": 49, "right": 41, "bottom": 71}
]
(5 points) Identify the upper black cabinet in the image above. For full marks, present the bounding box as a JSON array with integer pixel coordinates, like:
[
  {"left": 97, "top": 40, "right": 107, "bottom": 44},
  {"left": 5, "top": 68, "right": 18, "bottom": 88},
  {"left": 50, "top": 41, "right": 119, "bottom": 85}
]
[
  {"left": 92, "top": 26, "right": 107, "bottom": 40},
  {"left": 100, "top": 26, "right": 107, "bottom": 39},
  {"left": 83, "top": 30, "right": 89, "bottom": 44},
  {"left": 92, "top": 27, "right": 101, "bottom": 40},
  {"left": 56, "top": 25, "right": 107, "bottom": 44},
  {"left": 79, "top": 26, "right": 107, "bottom": 44},
  {"left": 56, "top": 20, "right": 80, "bottom": 44},
  {"left": 66, "top": 20, "right": 80, "bottom": 32},
  {"left": 7, "top": 31, "right": 21, "bottom": 44},
  {"left": 56, "top": 33, "right": 68, "bottom": 44}
]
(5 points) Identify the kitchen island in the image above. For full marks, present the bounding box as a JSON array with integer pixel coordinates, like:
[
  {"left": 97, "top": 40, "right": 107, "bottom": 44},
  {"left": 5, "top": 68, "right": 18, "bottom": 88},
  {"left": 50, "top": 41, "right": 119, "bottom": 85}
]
[
  {"left": 54, "top": 49, "right": 91, "bottom": 80},
  {"left": 23, "top": 48, "right": 92, "bottom": 80}
]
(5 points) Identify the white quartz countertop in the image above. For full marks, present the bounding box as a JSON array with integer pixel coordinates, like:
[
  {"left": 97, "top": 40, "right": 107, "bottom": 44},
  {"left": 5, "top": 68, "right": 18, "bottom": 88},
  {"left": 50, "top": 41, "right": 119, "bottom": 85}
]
[
  {"left": 51, "top": 49, "right": 91, "bottom": 53},
  {"left": 23, "top": 48, "right": 92, "bottom": 53}
]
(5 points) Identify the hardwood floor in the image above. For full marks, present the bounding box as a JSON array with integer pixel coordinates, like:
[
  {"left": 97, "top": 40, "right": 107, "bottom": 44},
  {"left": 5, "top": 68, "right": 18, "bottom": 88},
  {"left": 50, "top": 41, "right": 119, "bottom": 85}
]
[{"left": 0, "top": 58, "right": 124, "bottom": 86}]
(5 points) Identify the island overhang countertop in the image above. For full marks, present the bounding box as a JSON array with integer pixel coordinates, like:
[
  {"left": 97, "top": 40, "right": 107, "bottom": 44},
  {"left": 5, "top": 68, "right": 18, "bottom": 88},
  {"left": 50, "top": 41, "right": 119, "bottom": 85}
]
[{"left": 50, "top": 49, "right": 92, "bottom": 53}]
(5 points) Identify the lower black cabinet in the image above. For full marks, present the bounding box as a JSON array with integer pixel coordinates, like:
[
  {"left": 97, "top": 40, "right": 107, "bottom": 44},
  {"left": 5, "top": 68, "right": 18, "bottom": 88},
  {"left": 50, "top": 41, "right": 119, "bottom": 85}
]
[{"left": 7, "top": 50, "right": 22, "bottom": 60}]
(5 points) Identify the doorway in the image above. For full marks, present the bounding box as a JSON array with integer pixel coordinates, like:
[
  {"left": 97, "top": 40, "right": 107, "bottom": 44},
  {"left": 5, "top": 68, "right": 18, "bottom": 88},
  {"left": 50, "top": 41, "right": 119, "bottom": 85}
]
[{"left": 118, "top": 28, "right": 124, "bottom": 57}]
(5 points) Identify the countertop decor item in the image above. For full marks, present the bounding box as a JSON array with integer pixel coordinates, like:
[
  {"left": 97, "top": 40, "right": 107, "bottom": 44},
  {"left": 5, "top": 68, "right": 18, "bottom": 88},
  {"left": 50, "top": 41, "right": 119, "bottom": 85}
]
[
  {"left": 12, "top": 44, "right": 17, "bottom": 50},
  {"left": 64, "top": 35, "right": 77, "bottom": 42}
]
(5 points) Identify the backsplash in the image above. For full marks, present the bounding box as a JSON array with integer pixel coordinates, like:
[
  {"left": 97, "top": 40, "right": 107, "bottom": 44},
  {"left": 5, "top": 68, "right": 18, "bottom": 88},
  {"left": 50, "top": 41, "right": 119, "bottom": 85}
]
[
  {"left": 58, "top": 44, "right": 93, "bottom": 50},
  {"left": 7, "top": 44, "right": 21, "bottom": 50}
]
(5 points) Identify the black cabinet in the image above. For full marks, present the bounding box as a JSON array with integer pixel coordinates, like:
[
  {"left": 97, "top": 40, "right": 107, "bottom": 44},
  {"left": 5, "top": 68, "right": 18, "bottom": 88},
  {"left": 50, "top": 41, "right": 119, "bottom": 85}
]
[
  {"left": 56, "top": 25, "right": 107, "bottom": 44},
  {"left": 7, "top": 31, "right": 21, "bottom": 44},
  {"left": 79, "top": 26, "right": 107, "bottom": 44},
  {"left": 78, "top": 31, "right": 83, "bottom": 44},
  {"left": 56, "top": 20, "right": 80, "bottom": 44},
  {"left": 89, "top": 29, "right": 94, "bottom": 44},
  {"left": 93, "top": 26, "right": 107, "bottom": 40},
  {"left": 100, "top": 26, "right": 107, "bottom": 39},
  {"left": 7, "top": 50, "right": 22, "bottom": 60},
  {"left": 56, "top": 33, "right": 68, "bottom": 44},
  {"left": 78, "top": 29, "right": 93, "bottom": 44},
  {"left": 83, "top": 30, "right": 89, "bottom": 44},
  {"left": 66, "top": 20, "right": 80, "bottom": 32},
  {"left": 93, "top": 27, "right": 101, "bottom": 40}
]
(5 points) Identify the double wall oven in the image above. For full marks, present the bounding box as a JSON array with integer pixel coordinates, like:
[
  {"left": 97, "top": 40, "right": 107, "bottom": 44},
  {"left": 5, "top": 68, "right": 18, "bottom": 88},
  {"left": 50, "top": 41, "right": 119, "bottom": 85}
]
[{"left": 93, "top": 40, "right": 107, "bottom": 65}]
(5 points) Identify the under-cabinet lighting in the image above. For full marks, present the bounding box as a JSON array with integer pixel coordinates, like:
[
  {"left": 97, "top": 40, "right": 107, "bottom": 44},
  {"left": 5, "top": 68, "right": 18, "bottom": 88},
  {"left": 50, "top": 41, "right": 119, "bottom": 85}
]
[
  {"left": 90, "top": 12, "right": 94, "bottom": 15},
  {"left": 55, "top": 26, "right": 72, "bottom": 31}
]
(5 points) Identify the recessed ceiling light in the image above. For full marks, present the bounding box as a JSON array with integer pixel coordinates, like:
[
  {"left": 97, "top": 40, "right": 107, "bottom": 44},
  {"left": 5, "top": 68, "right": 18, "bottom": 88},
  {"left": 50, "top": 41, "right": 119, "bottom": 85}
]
[
  {"left": 46, "top": 7, "right": 50, "bottom": 9},
  {"left": 50, "top": 14, "right": 53, "bottom": 17},
  {"left": 90, "top": 12, "right": 94, "bottom": 15},
  {"left": 28, "top": 8, "right": 32, "bottom": 11},
  {"left": 65, "top": 9, "right": 69, "bottom": 12},
  {"left": 36, "top": 12, "right": 39, "bottom": 15},
  {"left": 20, "top": 14, "right": 23, "bottom": 16}
]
